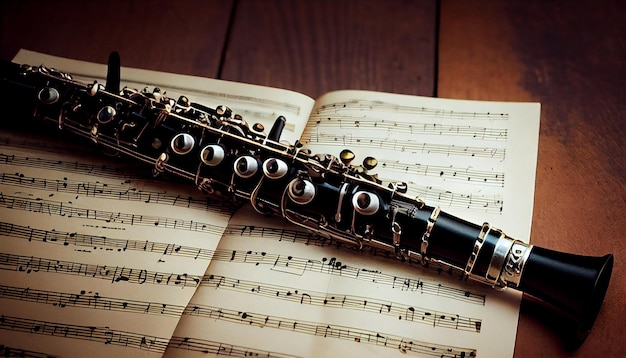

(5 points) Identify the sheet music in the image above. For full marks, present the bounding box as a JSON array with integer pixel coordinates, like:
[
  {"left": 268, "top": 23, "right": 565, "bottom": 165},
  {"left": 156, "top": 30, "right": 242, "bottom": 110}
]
[
  {"left": 296, "top": 90, "right": 540, "bottom": 356},
  {"left": 0, "top": 132, "right": 235, "bottom": 357},
  {"left": 2, "top": 51, "right": 541, "bottom": 357},
  {"left": 165, "top": 92, "right": 539, "bottom": 357},
  {"left": 303, "top": 90, "right": 539, "bottom": 235},
  {"left": 165, "top": 208, "right": 498, "bottom": 357}
]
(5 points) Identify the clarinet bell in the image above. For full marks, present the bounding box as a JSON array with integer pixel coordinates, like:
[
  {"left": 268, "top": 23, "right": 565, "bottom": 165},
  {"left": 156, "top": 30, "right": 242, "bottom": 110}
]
[{"left": 518, "top": 247, "right": 614, "bottom": 348}]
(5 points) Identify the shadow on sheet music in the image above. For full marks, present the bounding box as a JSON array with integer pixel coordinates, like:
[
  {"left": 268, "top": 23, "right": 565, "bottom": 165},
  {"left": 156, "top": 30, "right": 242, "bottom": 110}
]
[{"left": 520, "top": 293, "right": 599, "bottom": 351}]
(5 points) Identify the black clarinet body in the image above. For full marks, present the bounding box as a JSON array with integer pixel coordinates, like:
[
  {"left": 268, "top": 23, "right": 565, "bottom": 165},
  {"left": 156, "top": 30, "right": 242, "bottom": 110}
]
[{"left": 0, "top": 54, "right": 613, "bottom": 348}]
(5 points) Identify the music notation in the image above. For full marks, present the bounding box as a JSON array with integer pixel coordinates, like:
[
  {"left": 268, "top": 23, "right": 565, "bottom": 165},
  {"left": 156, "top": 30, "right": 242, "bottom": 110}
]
[
  {"left": 201, "top": 274, "right": 482, "bottom": 332},
  {"left": 0, "top": 344, "right": 57, "bottom": 358},
  {"left": 0, "top": 252, "right": 201, "bottom": 288},
  {"left": 0, "top": 315, "right": 170, "bottom": 354},
  {"left": 0, "top": 152, "right": 137, "bottom": 180},
  {"left": 313, "top": 99, "right": 509, "bottom": 122},
  {"left": 182, "top": 304, "right": 475, "bottom": 357},
  {"left": 0, "top": 284, "right": 184, "bottom": 317},
  {"left": 167, "top": 336, "right": 302, "bottom": 358},
  {"left": 1, "top": 137, "right": 234, "bottom": 357},
  {"left": 299, "top": 94, "right": 530, "bottom": 221},
  {"left": 0, "top": 193, "right": 226, "bottom": 235},
  {"left": 378, "top": 161, "right": 504, "bottom": 187},
  {"left": 0, "top": 170, "right": 232, "bottom": 214},
  {"left": 413, "top": 186, "right": 504, "bottom": 214},
  {"left": 308, "top": 116, "right": 508, "bottom": 141},
  {"left": 210, "top": 249, "right": 485, "bottom": 305},
  {"left": 0, "top": 222, "right": 213, "bottom": 261},
  {"left": 300, "top": 132, "right": 506, "bottom": 160}
]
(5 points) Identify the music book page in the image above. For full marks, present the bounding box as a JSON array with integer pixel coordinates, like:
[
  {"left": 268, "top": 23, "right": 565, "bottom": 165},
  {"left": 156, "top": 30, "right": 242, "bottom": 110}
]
[
  {"left": 1, "top": 51, "right": 540, "bottom": 357},
  {"left": 167, "top": 92, "right": 540, "bottom": 357}
]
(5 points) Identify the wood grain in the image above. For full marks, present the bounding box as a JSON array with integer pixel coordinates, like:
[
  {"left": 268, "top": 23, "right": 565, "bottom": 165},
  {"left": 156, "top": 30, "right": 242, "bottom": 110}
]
[
  {"left": 0, "top": 0, "right": 233, "bottom": 77},
  {"left": 439, "top": 1, "right": 626, "bottom": 356},
  {"left": 220, "top": 0, "right": 437, "bottom": 98}
]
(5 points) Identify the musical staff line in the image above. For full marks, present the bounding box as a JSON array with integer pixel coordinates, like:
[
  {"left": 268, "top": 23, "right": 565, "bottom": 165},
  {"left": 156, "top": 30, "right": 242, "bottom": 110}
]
[
  {"left": 225, "top": 224, "right": 317, "bottom": 245},
  {"left": 308, "top": 115, "right": 508, "bottom": 140},
  {"left": 0, "top": 171, "right": 233, "bottom": 215},
  {"left": 167, "top": 336, "right": 302, "bottom": 358},
  {"left": 0, "top": 193, "right": 226, "bottom": 235},
  {"left": 201, "top": 274, "right": 482, "bottom": 332},
  {"left": 411, "top": 186, "right": 504, "bottom": 213},
  {"left": 0, "top": 252, "right": 200, "bottom": 288},
  {"left": 300, "top": 132, "right": 506, "bottom": 160},
  {"left": 0, "top": 152, "right": 139, "bottom": 180},
  {"left": 378, "top": 161, "right": 504, "bottom": 187},
  {"left": 0, "top": 284, "right": 184, "bottom": 317},
  {"left": 182, "top": 304, "right": 476, "bottom": 357},
  {"left": 0, "top": 344, "right": 57, "bottom": 358},
  {"left": 210, "top": 249, "right": 485, "bottom": 305},
  {"left": 0, "top": 222, "right": 213, "bottom": 261},
  {"left": 0, "top": 315, "right": 169, "bottom": 354},
  {"left": 313, "top": 99, "right": 509, "bottom": 122}
]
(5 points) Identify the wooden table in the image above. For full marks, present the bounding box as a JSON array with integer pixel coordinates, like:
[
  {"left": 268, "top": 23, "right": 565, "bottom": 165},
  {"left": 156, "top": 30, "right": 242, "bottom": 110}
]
[{"left": 2, "top": 1, "right": 624, "bottom": 356}]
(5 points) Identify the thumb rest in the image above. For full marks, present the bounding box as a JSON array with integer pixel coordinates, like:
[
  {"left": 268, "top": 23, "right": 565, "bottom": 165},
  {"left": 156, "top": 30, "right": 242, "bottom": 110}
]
[{"left": 0, "top": 53, "right": 613, "bottom": 348}]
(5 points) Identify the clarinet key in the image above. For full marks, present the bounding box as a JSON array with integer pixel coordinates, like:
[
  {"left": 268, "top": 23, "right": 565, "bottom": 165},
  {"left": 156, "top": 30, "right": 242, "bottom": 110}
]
[
  {"left": 37, "top": 87, "right": 59, "bottom": 104},
  {"left": 352, "top": 191, "right": 380, "bottom": 215},
  {"left": 287, "top": 178, "right": 315, "bottom": 205},
  {"left": 339, "top": 149, "right": 355, "bottom": 165},
  {"left": 216, "top": 105, "right": 232, "bottom": 118},
  {"left": 362, "top": 156, "right": 378, "bottom": 171},
  {"left": 233, "top": 155, "right": 259, "bottom": 178},
  {"left": 252, "top": 123, "right": 265, "bottom": 133},
  {"left": 263, "top": 158, "right": 288, "bottom": 179},
  {"left": 200, "top": 144, "right": 226, "bottom": 166},
  {"left": 170, "top": 133, "right": 195, "bottom": 155},
  {"left": 96, "top": 105, "right": 116, "bottom": 124}
]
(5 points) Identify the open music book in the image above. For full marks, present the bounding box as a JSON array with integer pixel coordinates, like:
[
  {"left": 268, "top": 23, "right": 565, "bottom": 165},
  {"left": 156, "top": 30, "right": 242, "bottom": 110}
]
[{"left": 0, "top": 50, "right": 540, "bottom": 357}]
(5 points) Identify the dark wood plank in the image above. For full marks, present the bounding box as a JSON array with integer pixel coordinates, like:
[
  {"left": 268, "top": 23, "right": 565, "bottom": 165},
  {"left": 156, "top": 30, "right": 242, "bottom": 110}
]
[
  {"left": 221, "top": 0, "right": 437, "bottom": 98},
  {"left": 0, "top": 0, "right": 233, "bottom": 77},
  {"left": 439, "top": 1, "right": 626, "bottom": 357}
]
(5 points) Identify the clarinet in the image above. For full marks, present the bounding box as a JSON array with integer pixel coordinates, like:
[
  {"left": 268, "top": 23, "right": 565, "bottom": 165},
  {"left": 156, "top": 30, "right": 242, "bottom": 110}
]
[{"left": 0, "top": 53, "right": 613, "bottom": 348}]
